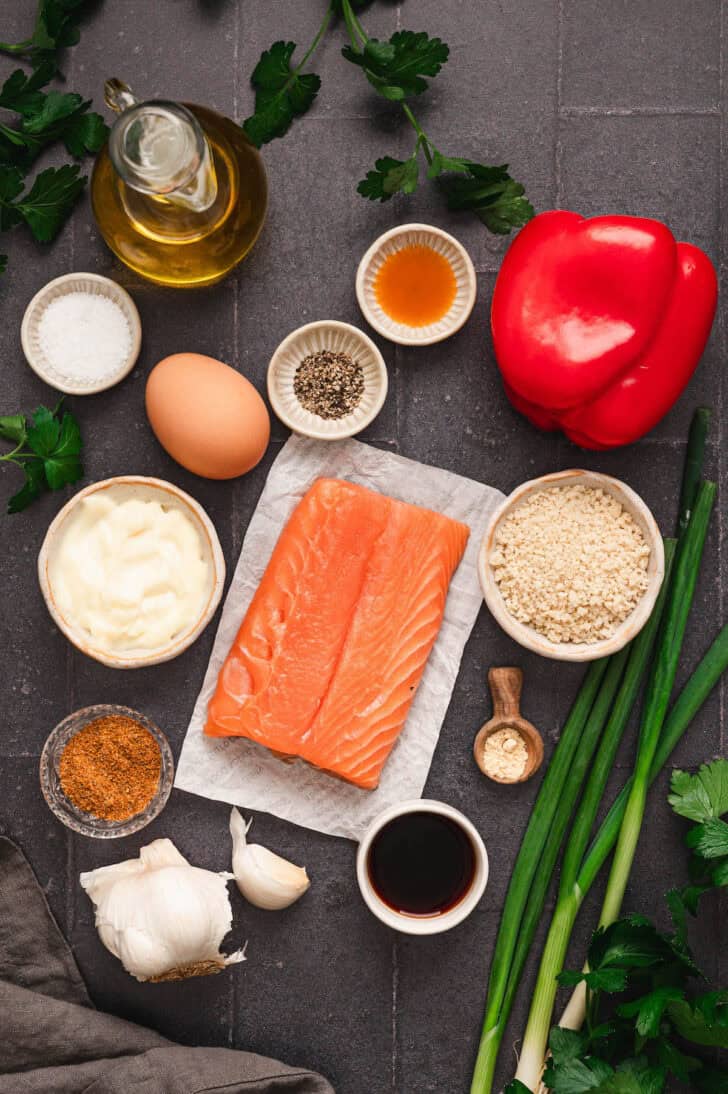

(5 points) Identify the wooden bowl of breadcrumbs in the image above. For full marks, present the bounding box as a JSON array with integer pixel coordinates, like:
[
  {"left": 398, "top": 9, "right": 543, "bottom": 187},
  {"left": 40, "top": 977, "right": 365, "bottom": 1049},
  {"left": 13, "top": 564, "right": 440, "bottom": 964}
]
[{"left": 479, "top": 470, "right": 664, "bottom": 663}]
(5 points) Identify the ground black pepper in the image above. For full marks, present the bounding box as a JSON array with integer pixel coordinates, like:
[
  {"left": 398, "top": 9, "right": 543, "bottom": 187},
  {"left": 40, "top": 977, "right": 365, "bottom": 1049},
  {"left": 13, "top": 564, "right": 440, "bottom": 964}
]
[{"left": 293, "top": 350, "right": 365, "bottom": 419}]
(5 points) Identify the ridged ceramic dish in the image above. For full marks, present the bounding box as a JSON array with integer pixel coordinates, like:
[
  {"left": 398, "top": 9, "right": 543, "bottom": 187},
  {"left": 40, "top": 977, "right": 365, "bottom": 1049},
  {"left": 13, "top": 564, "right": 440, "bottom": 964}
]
[
  {"left": 356, "top": 223, "right": 477, "bottom": 345},
  {"left": 267, "top": 320, "right": 388, "bottom": 440},
  {"left": 479, "top": 470, "right": 664, "bottom": 663},
  {"left": 21, "top": 272, "right": 142, "bottom": 395},
  {"left": 356, "top": 799, "right": 489, "bottom": 936},
  {"left": 38, "top": 476, "right": 225, "bottom": 668},
  {"left": 40, "top": 704, "right": 174, "bottom": 838}
]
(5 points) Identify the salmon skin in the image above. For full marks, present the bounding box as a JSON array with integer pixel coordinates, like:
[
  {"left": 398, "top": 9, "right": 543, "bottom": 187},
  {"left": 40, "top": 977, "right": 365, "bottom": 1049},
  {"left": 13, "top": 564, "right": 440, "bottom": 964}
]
[{"left": 205, "top": 478, "right": 470, "bottom": 789}]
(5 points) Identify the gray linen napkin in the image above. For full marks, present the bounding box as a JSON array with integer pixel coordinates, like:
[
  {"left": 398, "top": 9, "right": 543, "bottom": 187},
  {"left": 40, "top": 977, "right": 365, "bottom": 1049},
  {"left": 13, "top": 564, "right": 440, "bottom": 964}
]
[{"left": 0, "top": 837, "right": 334, "bottom": 1093}]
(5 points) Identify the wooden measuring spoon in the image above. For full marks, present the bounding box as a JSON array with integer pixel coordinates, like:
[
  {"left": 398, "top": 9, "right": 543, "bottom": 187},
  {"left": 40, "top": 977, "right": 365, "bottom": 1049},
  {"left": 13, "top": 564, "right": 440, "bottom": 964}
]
[{"left": 473, "top": 667, "right": 544, "bottom": 784}]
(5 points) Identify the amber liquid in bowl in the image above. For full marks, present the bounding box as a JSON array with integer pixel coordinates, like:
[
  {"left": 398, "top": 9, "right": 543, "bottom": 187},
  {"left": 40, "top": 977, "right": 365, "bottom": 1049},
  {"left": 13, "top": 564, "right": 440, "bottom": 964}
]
[{"left": 374, "top": 244, "right": 457, "bottom": 327}]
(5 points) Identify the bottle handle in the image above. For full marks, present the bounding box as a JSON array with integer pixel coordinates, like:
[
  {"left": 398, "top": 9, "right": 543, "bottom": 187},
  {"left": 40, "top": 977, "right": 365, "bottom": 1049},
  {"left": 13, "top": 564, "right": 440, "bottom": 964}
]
[{"left": 105, "top": 78, "right": 138, "bottom": 114}]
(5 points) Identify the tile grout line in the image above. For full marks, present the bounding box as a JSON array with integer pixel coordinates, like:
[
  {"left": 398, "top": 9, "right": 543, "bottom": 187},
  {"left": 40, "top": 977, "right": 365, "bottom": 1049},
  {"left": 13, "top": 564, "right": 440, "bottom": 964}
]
[
  {"left": 554, "top": 0, "right": 564, "bottom": 205},
  {"left": 391, "top": 938, "right": 399, "bottom": 1092},
  {"left": 718, "top": 0, "right": 725, "bottom": 768},
  {"left": 392, "top": 4, "right": 403, "bottom": 1080},
  {"left": 560, "top": 105, "right": 721, "bottom": 117},
  {"left": 231, "top": 0, "right": 241, "bottom": 1049},
  {"left": 66, "top": 32, "right": 78, "bottom": 942},
  {"left": 717, "top": 0, "right": 727, "bottom": 988}
]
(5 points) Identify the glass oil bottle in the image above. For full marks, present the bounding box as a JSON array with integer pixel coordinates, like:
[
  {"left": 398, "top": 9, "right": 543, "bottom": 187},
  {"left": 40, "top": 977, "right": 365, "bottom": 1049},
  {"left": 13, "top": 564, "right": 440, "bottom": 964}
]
[{"left": 91, "top": 80, "right": 267, "bottom": 288}]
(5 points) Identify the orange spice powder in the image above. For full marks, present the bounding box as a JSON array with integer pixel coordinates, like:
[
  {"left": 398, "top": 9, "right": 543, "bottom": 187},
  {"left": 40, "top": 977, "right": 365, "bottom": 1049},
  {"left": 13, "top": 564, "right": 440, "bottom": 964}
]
[
  {"left": 59, "top": 714, "right": 161, "bottom": 822},
  {"left": 374, "top": 244, "right": 457, "bottom": 327}
]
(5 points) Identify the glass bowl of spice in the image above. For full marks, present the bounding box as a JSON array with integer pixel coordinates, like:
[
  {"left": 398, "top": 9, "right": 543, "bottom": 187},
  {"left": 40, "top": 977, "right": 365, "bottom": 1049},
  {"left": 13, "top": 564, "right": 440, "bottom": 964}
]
[
  {"left": 40, "top": 704, "right": 174, "bottom": 838},
  {"left": 267, "top": 320, "right": 388, "bottom": 440}
]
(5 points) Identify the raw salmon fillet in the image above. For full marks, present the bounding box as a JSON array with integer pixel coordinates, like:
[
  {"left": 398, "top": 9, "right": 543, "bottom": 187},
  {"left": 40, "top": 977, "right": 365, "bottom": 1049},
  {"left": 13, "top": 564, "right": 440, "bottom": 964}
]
[{"left": 205, "top": 478, "right": 470, "bottom": 789}]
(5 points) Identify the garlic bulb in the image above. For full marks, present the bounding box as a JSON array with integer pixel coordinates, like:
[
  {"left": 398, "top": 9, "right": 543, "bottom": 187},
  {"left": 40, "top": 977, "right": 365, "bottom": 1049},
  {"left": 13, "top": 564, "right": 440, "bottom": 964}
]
[
  {"left": 230, "top": 807, "right": 310, "bottom": 910},
  {"left": 79, "top": 838, "right": 246, "bottom": 982}
]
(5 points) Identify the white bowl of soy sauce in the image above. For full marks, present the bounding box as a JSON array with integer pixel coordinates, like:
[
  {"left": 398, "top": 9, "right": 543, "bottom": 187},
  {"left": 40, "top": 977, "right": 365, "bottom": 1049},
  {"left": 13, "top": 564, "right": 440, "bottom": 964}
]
[{"left": 356, "top": 799, "right": 489, "bottom": 935}]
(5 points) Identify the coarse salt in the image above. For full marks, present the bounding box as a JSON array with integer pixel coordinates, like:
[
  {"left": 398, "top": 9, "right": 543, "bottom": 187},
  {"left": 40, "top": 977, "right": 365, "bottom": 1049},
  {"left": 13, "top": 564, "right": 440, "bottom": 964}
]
[{"left": 37, "top": 291, "right": 133, "bottom": 386}]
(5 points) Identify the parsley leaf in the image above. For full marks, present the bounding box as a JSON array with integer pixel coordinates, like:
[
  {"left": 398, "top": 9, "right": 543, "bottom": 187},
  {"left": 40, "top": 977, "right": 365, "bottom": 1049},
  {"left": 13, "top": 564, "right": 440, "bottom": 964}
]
[
  {"left": 0, "top": 413, "right": 27, "bottom": 443},
  {"left": 669, "top": 760, "right": 728, "bottom": 822},
  {"left": 8, "top": 459, "right": 47, "bottom": 514},
  {"left": 669, "top": 760, "right": 728, "bottom": 916},
  {"left": 0, "top": 403, "right": 83, "bottom": 513},
  {"left": 686, "top": 816, "right": 728, "bottom": 859},
  {"left": 0, "top": 69, "right": 107, "bottom": 167},
  {"left": 26, "top": 404, "right": 61, "bottom": 456},
  {"left": 342, "top": 30, "right": 449, "bottom": 101},
  {"left": 618, "top": 987, "right": 685, "bottom": 1040},
  {"left": 549, "top": 1028, "right": 590, "bottom": 1063},
  {"left": 243, "top": 40, "right": 321, "bottom": 148},
  {"left": 426, "top": 149, "right": 471, "bottom": 178},
  {"left": 5, "top": 163, "right": 86, "bottom": 242},
  {"left": 668, "top": 993, "right": 728, "bottom": 1049},
  {"left": 357, "top": 153, "right": 419, "bottom": 201},
  {"left": 0, "top": 166, "right": 25, "bottom": 230},
  {"left": 542, "top": 1054, "right": 614, "bottom": 1092},
  {"left": 440, "top": 160, "right": 535, "bottom": 234},
  {"left": 0, "top": 0, "right": 92, "bottom": 70},
  {"left": 62, "top": 107, "right": 107, "bottom": 156},
  {"left": 0, "top": 5, "right": 102, "bottom": 271},
  {"left": 0, "top": 63, "right": 52, "bottom": 117},
  {"left": 42, "top": 411, "right": 82, "bottom": 488}
]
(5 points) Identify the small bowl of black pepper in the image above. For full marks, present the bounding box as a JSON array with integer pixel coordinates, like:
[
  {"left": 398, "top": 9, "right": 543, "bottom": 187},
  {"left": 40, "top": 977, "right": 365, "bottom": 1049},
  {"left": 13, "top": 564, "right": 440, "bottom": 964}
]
[{"left": 267, "top": 320, "right": 388, "bottom": 440}]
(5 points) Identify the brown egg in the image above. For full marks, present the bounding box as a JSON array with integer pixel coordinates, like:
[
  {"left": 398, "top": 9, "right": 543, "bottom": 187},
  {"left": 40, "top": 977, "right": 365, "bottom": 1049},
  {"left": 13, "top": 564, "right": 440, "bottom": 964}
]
[{"left": 146, "top": 353, "right": 270, "bottom": 480}]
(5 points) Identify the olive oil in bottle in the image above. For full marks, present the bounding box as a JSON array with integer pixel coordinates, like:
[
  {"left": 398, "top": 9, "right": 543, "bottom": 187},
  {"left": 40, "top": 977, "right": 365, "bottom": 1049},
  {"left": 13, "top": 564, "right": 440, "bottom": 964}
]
[{"left": 91, "top": 80, "right": 267, "bottom": 288}]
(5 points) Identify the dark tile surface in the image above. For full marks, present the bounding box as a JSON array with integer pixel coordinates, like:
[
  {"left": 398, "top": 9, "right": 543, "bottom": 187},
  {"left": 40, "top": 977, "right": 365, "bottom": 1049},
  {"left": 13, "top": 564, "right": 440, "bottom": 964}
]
[{"left": 0, "top": 2, "right": 726, "bottom": 1092}]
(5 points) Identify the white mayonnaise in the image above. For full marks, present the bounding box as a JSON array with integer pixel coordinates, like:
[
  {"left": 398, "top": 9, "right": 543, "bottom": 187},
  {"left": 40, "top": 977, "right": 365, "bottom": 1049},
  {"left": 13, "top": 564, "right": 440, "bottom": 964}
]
[{"left": 50, "top": 491, "right": 210, "bottom": 653}]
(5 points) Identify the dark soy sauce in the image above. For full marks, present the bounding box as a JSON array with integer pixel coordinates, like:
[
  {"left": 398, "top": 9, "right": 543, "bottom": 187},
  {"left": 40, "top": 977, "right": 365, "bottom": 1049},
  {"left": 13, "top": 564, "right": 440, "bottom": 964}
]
[{"left": 367, "top": 811, "right": 476, "bottom": 917}]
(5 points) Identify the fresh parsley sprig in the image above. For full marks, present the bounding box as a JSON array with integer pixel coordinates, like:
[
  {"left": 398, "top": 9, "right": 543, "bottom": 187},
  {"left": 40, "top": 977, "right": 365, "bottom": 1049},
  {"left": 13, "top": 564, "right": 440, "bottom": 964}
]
[
  {"left": 243, "top": 38, "right": 325, "bottom": 149},
  {"left": 0, "top": 64, "right": 107, "bottom": 169},
  {"left": 242, "top": 0, "right": 533, "bottom": 235},
  {"left": 0, "top": 0, "right": 93, "bottom": 72},
  {"left": 0, "top": 163, "right": 87, "bottom": 242},
  {"left": 523, "top": 763, "right": 728, "bottom": 1094},
  {"left": 0, "top": 403, "right": 83, "bottom": 513},
  {"left": 538, "top": 907, "right": 728, "bottom": 1093},
  {"left": 668, "top": 759, "right": 728, "bottom": 915},
  {"left": 0, "top": 7, "right": 107, "bottom": 269}
]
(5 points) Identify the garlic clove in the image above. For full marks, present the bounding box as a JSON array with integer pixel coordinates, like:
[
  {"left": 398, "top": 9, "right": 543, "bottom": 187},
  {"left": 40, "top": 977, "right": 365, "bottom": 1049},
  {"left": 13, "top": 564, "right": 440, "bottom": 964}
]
[
  {"left": 230, "top": 807, "right": 310, "bottom": 911},
  {"left": 80, "top": 837, "right": 246, "bottom": 982}
]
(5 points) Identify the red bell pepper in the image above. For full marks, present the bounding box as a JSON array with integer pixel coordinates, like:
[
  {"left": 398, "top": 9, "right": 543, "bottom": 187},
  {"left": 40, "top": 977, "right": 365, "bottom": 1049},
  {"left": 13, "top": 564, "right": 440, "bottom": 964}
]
[{"left": 491, "top": 211, "right": 718, "bottom": 449}]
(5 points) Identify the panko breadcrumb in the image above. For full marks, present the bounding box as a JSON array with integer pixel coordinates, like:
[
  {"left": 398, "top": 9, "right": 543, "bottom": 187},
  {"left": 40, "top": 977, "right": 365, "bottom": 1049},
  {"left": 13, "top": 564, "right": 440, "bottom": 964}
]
[{"left": 490, "top": 485, "right": 650, "bottom": 645}]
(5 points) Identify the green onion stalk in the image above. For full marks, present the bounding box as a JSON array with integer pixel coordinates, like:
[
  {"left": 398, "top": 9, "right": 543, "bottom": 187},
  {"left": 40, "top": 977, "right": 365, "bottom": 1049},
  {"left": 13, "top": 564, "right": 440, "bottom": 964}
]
[
  {"left": 469, "top": 659, "right": 609, "bottom": 1094},
  {"left": 514, "top": 482, "right": 716, "bottom": 1090},
  {"left": 558, "top": 614, "right": 728, "bottom": 1035},
  {"left": 677, "top": 408, "right": 710, "bottom": 537},
  {"left": 474, "top": 539, "right": 677, "bottom": 1093}
]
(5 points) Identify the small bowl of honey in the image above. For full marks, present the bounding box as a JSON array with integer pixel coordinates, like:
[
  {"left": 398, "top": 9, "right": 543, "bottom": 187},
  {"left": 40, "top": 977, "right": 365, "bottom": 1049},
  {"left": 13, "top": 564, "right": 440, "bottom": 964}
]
[{"left": 356, "top": 223, "right": 477, "bottom": 346}]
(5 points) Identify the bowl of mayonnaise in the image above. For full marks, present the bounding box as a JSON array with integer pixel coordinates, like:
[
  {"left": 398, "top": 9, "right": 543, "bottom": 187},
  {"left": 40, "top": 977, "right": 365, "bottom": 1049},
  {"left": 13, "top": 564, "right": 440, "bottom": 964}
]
[{"left": 38, "top": 476, "right": 225, "bottom": 668}]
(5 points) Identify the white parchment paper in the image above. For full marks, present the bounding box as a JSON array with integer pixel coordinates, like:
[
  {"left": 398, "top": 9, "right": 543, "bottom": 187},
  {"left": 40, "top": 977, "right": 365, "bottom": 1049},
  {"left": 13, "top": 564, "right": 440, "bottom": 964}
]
[{"left": 175, "top": 436, "right": 503, "bottom": 840}]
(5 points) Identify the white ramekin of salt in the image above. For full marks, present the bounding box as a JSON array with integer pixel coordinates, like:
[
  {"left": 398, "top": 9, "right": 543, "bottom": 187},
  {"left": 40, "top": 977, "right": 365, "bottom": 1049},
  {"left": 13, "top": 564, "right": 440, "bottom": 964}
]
[{"left": 21, "top": 273, "right": 141, "bottom": 395}]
